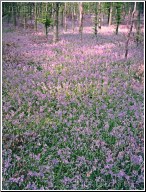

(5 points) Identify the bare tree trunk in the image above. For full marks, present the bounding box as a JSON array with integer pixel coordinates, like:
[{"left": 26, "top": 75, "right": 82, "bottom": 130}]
[
  {"left": 72, "top": 3, "right": 75, "bottom": 32},
  {"left": 109, "top": 2, "right": 113, "bottom": 26},
  {"left": 115, "top": 3, "right": 121, "bottom": 35},
  {"left": 107, "top": 4, "right": 110, "bottom": 24},
  {"left": 122, "top": 3, "right": 126, "bottom": 20},
  {"left": 64, "top": 3, "right": 67, "bottom": 32},
  {"left": 29, "top": 3, "right": 32, "bottom": 22},
  {"left": 125, "top": 2, "right": 136, "bottom": 58},
  {"left": 45, "top": 3, "right": 48, "bottom": 37},
  {"left": 7, "top": 5, "right": 11, "bottom": 24},
  {"left": 23, "top": 4, "right": 27, "bottom": 29},
  {"left": 79, "top": 2, "right": 83, "bottom": 41},
  {"left": 136, "top": 3, "right": 141, "bottom": 46},
  {"left": 41, "top": 2, "right": 44, "bottom": 19},
  {"left": 34, "top": 2, "right": 37, "bottom": 31},
  {"left": 98, "top": 2, "right": 101, "bottom": 29},
  {"left": 53, "top": 3, "right": 59, "bottom": 43},
  {"left": 94, "top": 2, "right": 98, "bottom": 37},
  {"left": 127, "top": 3, "right": 132, "bottom": 27},
  {"left": 60, "top": 7, "right": 64, "bottom": 27}
]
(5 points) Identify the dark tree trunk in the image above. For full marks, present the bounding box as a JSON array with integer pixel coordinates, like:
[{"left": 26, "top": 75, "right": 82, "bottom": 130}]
[
  {"left": 60, "top": 8, "right": 64, "bottom": 27},
  {"left": 94, "top": 2, "right": 98, "bottom": 37},
  {"left": 125, "top": 2, "right": 136, "bottom": 58},
  {"left": 116, "top": 3, "right": 121, "bottom": 35},
  {"left": 34, "top": 2, "right": 37, "bottom": 31},
  {"left": 45, "top": 3, "right": 48, "bottom": 37},
  {"left": 136, "top": 3, "right": 141, "bottom": 46},
  {"left": 98, "top": 2, "right": 101, "bottom": 29}
]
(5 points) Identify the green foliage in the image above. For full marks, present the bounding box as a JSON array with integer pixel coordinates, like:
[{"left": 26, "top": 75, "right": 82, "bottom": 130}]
[
  {"left": 38, "top": 17, "right": 53, "bottom": 28},
  {"left": 37, "top": 65, "right": 43, "bottom": 71}
]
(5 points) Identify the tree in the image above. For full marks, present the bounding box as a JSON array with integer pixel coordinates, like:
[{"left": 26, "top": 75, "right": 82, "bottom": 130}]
[
  {"left": 60, "top": 4, "right": 64, "bottom": 27},
  {"left": 72, "top": 3, "right": 76, "bottom": 33},
  {"left": 64, "top": 3, "right": 67, "bottom": 32},
  {"left": 94, "top": 2, "right": 98, "bottom": 38},
  {"left": 115, "top": 2, "right": 122, "bottom": 35},
  {"left": 79, "top": 2, "right": 83, "bottom": 40},
  {"left": 23, "top": 3, "right": 27, "bottom": 29},
  {"left": 109, "top": 2, "right": 113, "bottom": 26},
  {"left": 34, "top": 2, "right": 37, "bottom": 31},
  {"left": 98, "top": 2, "right": 101, "bottom": 29},
  {"left": 136, "top": 2, "right": 142, "bottom": 46},
  {"left": 125, "top": 2, "right": 137, "bottom": 58},
  {"left": 53, "top": 3, "right": 59, "bottom": 43}
]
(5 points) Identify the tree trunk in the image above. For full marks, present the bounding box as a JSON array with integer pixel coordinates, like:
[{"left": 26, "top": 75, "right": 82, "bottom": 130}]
[
  {"left": 64, "top": 3, "right": 67, "bottom": 32},
  {"left": 53, "top": 3, "right": 59, "bottom": 43},
  {"left": 98, "top": 2, "right": 101, "bottom": 29},
  {"left": 125, "top": 2, "right": 136, "bottom": 58},
  {"left": 136, "top": 3, "right": 141, "bottom": 46},
  {"left": 7, "top": 5, "right": 11, "bottom": 24},
  {"left": 107, "top": 3, "right": 110, "bottom": 24},
  {"left": 23, "top": 4, "right": 27, "bottom": 29},
  {"left": 29, "top": 3, "right": 32, "bottom": 22},
  {"left": 45, "top": 3, "right": 48, "bottom": 37},
  {"left": 34, "top": 2, "right": 37, "bottom": 31},
  {"left": 79, "top": 2, "right": 83, "bottom": 41},
  {"left": 109, "top": 2, "right": 113, "bottom": 26},
  {"left": 94, "top": 2, "right": 98, "bottom": 37},
  {"left": 60, "top": 8, "right": 64, "bottom": 27},
  {"left": 72, "top": 3, "right": 75, "bottom": 32},
  {"left": 116, "top": 3, "right": 121, "bottom": 35}
]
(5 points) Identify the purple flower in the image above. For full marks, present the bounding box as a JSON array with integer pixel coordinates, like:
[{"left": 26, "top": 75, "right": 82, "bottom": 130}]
[
  {"left": 117, "top": 170, "right": 125, "bottom": 178},
  {"left": 52, "top": 159, "right": 59, "bottom": 165},
  {"left": 131, "top": 155, "right": 143, "bottom": 165}
]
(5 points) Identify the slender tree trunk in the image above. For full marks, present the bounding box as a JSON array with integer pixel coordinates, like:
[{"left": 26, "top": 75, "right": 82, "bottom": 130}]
[
  {"left": 2, "top": 3, "right": 6, "bottom": 16},
  {"left": 41, "top": 3, "right": 44, "bottom": 19},
  {"left": 125, "top": 2, "right": 136, "bottom": 58},
  {"left": 122, "top": 3, "right": 126, "bottom": 20},
  {"left": 38, "top": 3, "right": 41, "bottom": 18},
  {"left": 51, "top": 3, "right": 54, "bottom": 18},
  {"left": 53, "top": 3, "right": 59, "bottom": 43},
  {"left": 109, "top": 2, "right": 113, "bottom": 26},
  {"left": 29, "top": 3, "right": 32, "bottom": 22},
  {"left": 94, "top": 2, "right": 98, "bottom": 37},
  {"left": 23, "top": 4, "right": 27, "bottom": 29},
  {"left": 136, "top": 3, "right": 141, "bottom": 46},
  {"left": 79, "top": 2, "right": 83, "bottom": 41},
  {"left": 17, "top": 3, "right": 20, "bottom": 20},
  {"left": 107, "top": 3, "right": 110, "bottom": 24},
  {"left": 60, "top": 8, "right": 64, "bottom": 27},
  {"left": 127, "top": 3, "right": 132, "bottom": 27},
  {"left": 72, "top": 3, "right": 75, "bottom": 32},
  {"left": 7, "top": 5, "right": 11, "bottom": 24},
  {"left": 64, "top": 3, "right": 67, "bottom": 32},
  {"left": 34, "top": 2, "right": 37, "bottom": 31},
  {"left": 45, "top": 3, "right": 48, "bottom": 37},
  {"left": 98, "top": 2, "right": 101, "bottom": 29},
  {"left": 116, "top": 3, "right": 121, "bottom": 35}
]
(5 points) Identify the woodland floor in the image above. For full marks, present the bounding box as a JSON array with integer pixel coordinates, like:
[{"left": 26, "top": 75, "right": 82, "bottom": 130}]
[{"left": 2, "top": 17, "right": 144, "bottom": 190}]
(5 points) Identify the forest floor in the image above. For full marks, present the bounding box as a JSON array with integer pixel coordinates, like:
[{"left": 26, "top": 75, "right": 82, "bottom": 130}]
[{"left": 2, "top": 18, "right": 144, "bottom": 190}]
